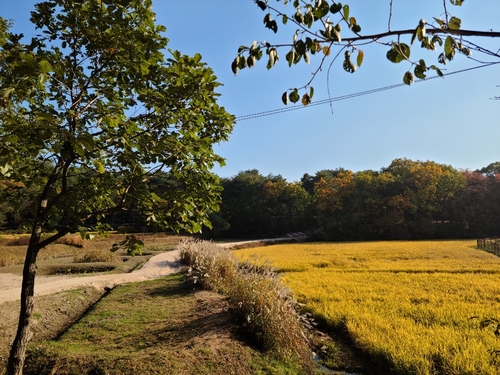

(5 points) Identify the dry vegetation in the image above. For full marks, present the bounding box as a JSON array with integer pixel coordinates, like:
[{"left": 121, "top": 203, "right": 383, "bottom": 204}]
[
  {"left": 178, "top": 240, "right": 314, "bottom": 372},
  {"left": 235, "top": 240, "right": 500, "bottom": 375},
  {"left": 0, "top": 233, "right": 186, "bottom": 270}
]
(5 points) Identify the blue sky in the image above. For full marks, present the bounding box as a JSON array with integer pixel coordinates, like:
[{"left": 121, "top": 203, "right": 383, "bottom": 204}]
[{"left": 2, "top": 1, "right": 499, "bottom": 182}]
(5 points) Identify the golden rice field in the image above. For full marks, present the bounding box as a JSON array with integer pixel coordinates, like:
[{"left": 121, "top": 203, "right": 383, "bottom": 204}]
[{"left": 234, "top": 240, "right": 500, "bottom": 375}]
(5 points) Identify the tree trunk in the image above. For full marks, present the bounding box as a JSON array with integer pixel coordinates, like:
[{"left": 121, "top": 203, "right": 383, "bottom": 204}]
[{"left": 7, "top": 228, "right": 42, "bottom": 375}]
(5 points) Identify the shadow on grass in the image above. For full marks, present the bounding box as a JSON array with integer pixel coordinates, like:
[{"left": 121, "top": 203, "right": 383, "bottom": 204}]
[{"left": 146, "top": 273, "right": 197, "bottom": 298}]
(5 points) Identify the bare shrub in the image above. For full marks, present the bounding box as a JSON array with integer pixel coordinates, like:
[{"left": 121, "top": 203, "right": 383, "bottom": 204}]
[
  {"left": 74, "top": 249, "right": 119, "bottom": 263},
  {"left": 178, "top": 239, "right": 313, "bottom": 372}
]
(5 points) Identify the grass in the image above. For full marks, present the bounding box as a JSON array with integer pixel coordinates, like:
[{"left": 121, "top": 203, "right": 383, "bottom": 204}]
[
  {"left": 234, "top": 240, "right": 500, "bottom": 375},
  {"left": 19, "top": 274, "right": 309, "bottom": 375}
]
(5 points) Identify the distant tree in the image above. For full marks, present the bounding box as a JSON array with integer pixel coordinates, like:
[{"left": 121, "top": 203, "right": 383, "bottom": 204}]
[
  {"left": 314, "top": 170, "right": 355, "bottom": 235},
  {"left": 300, "top": 168, "right": 347, "bottom": 194},
  {"left": 234, "top": 0, "right": 500, "bottom": 104},
  {"left": 262, "top": 177, "right": 313, "bottom": 233},
  {"left": 218, "top": 170, "right": 268, "bottom": 236},
  {"left": 0, "top": 1, "right": 234, "bottom": 373},
  {"left": 216, "top": 170, "right": 313, "bottom": 237},
  {"left": 478, "top": 162, "right": 500, "bottom": 177},
  {"left": 383, "top": 159, "right": 465, "bottom": 237},
  {"left": 450, "top": 171, "right": 490, "bottom": 237}
]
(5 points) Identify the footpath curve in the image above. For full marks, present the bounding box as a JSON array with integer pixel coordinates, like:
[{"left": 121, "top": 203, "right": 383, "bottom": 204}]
[
  {"left": 0, "top": 250, "right": 182, "bottom": 304},
  {"left": 0, "top": 238, "right": 292, "bottom": 304}
]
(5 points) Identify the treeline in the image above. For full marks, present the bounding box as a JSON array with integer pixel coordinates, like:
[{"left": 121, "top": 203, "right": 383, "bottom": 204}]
[
  {"left": 1, "top": 158, "right": 500, "bottom": 241},
  {"left": 209, "top": 159, "right": 500, "bottom": 240}
]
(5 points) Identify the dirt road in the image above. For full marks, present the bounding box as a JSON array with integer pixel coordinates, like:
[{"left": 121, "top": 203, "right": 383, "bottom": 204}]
[{"left": 0, "top": 250, "right": 182, "bottom": 304}]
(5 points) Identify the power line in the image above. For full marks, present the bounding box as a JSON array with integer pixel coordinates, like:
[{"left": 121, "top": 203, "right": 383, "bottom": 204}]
[{"left": 235, "top": 62, "right": 500, "bottom": 122}]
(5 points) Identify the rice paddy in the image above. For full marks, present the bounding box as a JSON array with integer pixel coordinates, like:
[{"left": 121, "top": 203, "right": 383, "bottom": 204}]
[{"left": 234, "top": 240, "right": 500, "bottom": 374}]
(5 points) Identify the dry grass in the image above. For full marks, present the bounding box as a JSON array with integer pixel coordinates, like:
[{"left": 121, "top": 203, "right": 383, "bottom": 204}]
[
  {"left": 73, "top": 249, "right": 119, "bottom": 263},
  {"left": 178, "top": 239, "right": 313, "bottom": 371},
  {"left": 234, "top": 240, "right": 500, "bottom": 375},
  {"left": 0, "top": 233, "right": 188, "bottom": 270},
  {"left": 55, "top": 236, "right": 85, "bottom": 248}
]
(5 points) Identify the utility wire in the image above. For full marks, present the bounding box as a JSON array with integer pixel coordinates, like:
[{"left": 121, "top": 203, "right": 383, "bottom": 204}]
[{"left": 235, "top": 62, "right": 500, "bottom": 122}]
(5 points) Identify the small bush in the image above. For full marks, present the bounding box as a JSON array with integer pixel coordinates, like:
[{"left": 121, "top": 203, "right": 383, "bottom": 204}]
[
  {"left": 178, "top": 239, "right": 313, "bottom": 372},
  {"left": 47, "top": 264, "right": 115, "bottom": 274},
  {"left": 74, "top": 249, "right": 119, "bottom": 263},
  {"left": 5, "top": 236, "right": 30, "bottom": 246},
  {"left": 55, "top": 236, "right": 86, "bottom": 248}
]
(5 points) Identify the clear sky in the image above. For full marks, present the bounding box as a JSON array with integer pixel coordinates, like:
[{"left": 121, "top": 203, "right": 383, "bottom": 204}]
[{"left": 2, "top": 1, "right": 499, "bottom": 182}]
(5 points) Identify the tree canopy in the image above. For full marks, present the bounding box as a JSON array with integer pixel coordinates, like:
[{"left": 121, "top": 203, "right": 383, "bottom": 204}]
[
  {"left": 0, "top": 0, "right": 234, "bottom": 373},
  {"left": 233, "top": 0, "right": 500, "bottom": 104},
  {"left": 208, "top": 159, "right": 500, "bottom": 241}
]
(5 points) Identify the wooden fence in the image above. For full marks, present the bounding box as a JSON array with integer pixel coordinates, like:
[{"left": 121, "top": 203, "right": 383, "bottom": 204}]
[{"left": 477, "top": 238, "right": 500, "bottom": 256}]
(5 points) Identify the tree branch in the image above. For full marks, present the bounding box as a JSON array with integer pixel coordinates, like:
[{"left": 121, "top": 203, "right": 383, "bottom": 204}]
[{"left": 341, "top": 28, "right": 500, "bottom": 44}]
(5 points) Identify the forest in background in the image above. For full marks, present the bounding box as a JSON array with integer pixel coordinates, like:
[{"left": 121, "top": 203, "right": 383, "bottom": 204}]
[{"left": 2, "top": 158, "right": 499, "bottom": 241}]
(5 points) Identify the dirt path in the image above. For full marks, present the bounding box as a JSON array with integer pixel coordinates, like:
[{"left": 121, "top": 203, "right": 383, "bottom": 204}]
[{"left": 0, "top": 250, "right": 182, "bottom": 304}]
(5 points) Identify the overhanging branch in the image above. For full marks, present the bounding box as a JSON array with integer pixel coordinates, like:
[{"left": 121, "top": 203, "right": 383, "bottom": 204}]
[{"left": 342, "top": 28, "right": 500, "bottom": 43}]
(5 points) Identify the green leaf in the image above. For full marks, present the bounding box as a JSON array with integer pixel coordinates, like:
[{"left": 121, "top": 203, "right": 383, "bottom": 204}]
[
  {"left": 314, "top": 1, "right": 330, "bottom": 18},
  {"left": 38, "top": 60, "right": 52, "bottom": 73},
  {"left": 19, "top": 53, "right": 37, "bottom": 68},
  {"left": 430, "top": 65, "right": 444, "bottom": 77},
  {"left": 450, "top": 0, "right": 464, "bottom": 6},
  {"left": 460, "top": 46, "right": 471, "bottom": 56},
  {"left": 386, "top": 43, "right": 410, "bottom": 63},
  {"left": 449, "top": 16, "right": 461, "bottom": 30},
  {"left": 289, "top": 89, "right": 300, "bottom": 103},
  {"left": 433, "top": 17, "right": 445, "bottom": 27},
  {"left": 247, "top": 55, "right": 256, "bottom": 68},
  {"left": 343, "top": 5, "right": 349, "bottom": 21},
  {"left": 256, "top": 1, "right": 267, "bottom": 11},
  {"left": 286, "top": 50, "right": 295, "bottom": 67},
  {"left": 295, "top": 40, "right": 306, "bottom": 55},
  {"left": 1, "top": 87, "right": 14, "bottom": 98},
  {"left": 309, "top": 86, "right": 314, "bottom": 99},
  {"left": 411, "top": 28, "right": 418, "bottom": 45},
  {"left": 403, "top": 71, "right": 414, "bottom": 85},
  {"left": 432, "top": 35, "right": 443, "bottom": 46},
  {"left": 330, "top": 3, "right": 342, "bottom": 14},
  {"left": 95, "top": 160, "right": 105, "bottom": 174},
  {"left": 414, "top": 64, "right": 426, "bottom": 80},
  {"left": 238, "top": 55, "right": 248, "bottom": 69},
  {"left": 351, "top": 24, "right": 361, "bottom": 33},
  {"left": 444, "top": 36, "right": 456, "bottom": 60}
]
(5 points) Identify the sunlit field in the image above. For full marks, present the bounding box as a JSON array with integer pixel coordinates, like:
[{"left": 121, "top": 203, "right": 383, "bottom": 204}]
[{"left": 235, "top": 241, "right": 500, "bottom": 374}]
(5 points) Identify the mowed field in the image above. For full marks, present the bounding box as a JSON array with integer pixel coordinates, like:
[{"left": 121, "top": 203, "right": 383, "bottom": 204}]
[{"left": 235, "top": 240, "right": 500, "bottom": 375}]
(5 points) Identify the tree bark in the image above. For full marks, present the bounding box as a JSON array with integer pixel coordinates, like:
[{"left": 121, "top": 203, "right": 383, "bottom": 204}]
[{"left": 7, "top": 227, "right": 42, "bottom": 375}]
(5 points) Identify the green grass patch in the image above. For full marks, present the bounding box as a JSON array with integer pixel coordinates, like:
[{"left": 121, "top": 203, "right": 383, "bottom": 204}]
[{"left": 22, "top": 274, "right": 308, "bottom": 375}]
